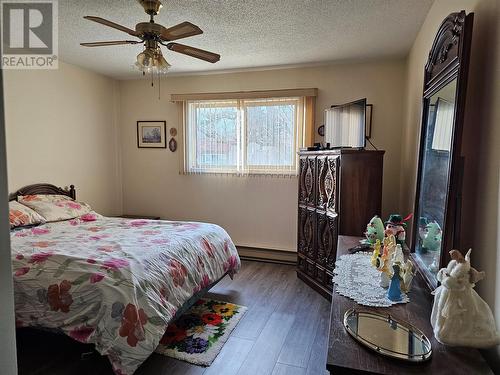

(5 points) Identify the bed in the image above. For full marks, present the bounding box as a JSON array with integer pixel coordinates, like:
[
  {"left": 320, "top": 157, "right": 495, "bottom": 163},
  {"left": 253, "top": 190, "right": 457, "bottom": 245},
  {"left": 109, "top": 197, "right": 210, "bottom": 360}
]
[{"left": 9, "top": 184, "right": 241, "bottom": 375}]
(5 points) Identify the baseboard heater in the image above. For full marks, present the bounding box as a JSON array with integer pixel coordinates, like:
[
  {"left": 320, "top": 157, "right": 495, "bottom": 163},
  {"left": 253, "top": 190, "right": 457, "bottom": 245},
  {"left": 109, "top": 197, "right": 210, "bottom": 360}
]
[{"left": 236, "top": 246, "right": 297, "bottom": 265}]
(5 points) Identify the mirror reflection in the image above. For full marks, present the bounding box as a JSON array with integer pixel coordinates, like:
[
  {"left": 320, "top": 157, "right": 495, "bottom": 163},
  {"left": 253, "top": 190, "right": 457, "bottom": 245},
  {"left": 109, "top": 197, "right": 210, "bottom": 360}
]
[
  {"left": 414, "top": 79, "right": 457, "bottom": 279},
  {"left": 343, "top": 309, "right": 432, "bottom": 361}
]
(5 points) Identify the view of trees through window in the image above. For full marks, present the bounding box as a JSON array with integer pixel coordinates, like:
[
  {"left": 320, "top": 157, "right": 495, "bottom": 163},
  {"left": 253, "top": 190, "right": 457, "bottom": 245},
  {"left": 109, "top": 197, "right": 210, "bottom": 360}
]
[
  {"left": 246, "top": 104, "right": 294, "bottom": 166},
  {"left": 195, "top": 105, "right": 238, "bottom": 167},
  {"left": 187, "top": 98, "right": 299, "bottom": 174}
]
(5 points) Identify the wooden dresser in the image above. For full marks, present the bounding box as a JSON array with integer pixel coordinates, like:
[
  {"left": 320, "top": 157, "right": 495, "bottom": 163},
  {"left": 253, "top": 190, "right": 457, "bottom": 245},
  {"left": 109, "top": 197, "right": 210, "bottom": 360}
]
[
  {"left": 327, "top": 236, "right": 493, "bottom": 375},
  {"left": 297, "top": 149, "right": 384, "bottom": 299}
]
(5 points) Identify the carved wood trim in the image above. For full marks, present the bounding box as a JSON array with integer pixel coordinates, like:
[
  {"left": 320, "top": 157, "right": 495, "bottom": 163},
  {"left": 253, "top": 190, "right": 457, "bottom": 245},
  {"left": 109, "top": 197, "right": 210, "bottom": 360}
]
[
  {"left": 9, "top": 183, "right": 76, "bottom": 201},
  {"left": 424, "top": 11, "right": 466, "bottom": 89},
  {"left": 317, "top": 156, "right": 339, "bottom": 222},
  {"left": 299, "top": 156, "right": 315, "bottom": 206},
  {"left": 317, "top": 214, "right": 338, "bottom": 271}
]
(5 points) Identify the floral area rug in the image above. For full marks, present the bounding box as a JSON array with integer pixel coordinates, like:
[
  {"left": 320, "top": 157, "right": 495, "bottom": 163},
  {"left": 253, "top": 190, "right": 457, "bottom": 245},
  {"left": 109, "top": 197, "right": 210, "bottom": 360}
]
[{"left": 155, "top": 298, "right": 247, "bottom": 366}]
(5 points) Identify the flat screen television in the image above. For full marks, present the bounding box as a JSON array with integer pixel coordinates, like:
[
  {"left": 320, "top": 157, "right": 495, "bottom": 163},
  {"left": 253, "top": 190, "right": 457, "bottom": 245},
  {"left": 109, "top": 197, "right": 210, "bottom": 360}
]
[{"left": 324, "top": 98, "right": 366, "bottom": 148}]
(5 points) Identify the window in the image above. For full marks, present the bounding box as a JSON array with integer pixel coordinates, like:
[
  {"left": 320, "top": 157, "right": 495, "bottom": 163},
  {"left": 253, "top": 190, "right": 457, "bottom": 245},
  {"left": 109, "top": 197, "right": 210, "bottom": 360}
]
[{"left": 184, "top": 97, "right": 307, "bottom": 175}]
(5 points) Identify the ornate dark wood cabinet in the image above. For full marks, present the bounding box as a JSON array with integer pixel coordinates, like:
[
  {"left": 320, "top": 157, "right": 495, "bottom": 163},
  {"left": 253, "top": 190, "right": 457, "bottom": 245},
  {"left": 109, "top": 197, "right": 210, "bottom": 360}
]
[{"left": 297, "top": 149, "right": 385, "bottom": 298}]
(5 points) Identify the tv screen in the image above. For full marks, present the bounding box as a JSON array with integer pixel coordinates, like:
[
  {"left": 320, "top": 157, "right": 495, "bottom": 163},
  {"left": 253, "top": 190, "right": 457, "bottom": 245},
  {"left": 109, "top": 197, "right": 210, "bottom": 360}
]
[{"left": 324, "top": 98, "right": 366, "bottom": 148}]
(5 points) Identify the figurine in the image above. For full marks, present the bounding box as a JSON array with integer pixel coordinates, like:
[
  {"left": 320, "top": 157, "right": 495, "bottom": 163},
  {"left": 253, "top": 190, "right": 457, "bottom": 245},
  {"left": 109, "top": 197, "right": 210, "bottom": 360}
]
[
  {"left": 418, "top": 216, "right": 429, "bottom": 245},
  {"left": 431, "top": 249, "right": 500, "bottom": 347},
  {"left": 384, "top": 214, "right": 413, "bottom": 246},
  {"left": 401, "top": 260, "right": 415, "bottom": 293},
  {"left": 382, "top": 234, "right": 397, "bottom": 258},
  {"left": 364, "top": 216, "right": 385, "bottom": 245},
  {"left": 387, "top": 264, "right": 403, "bottom": 302},
  {"left": 422, "top": 221, "right": 442, "bottom": 252},
  {"left": 392, "top": 244, "right": 405, "bottom": 265},
  {"left": 370, "top": 239, "right": 381, "bottom": 267},
  {"left": 423, "top": 221, "right": 442, "bottom": 272},
  {"left": 374, "top": 235, "right": 396, "bottom": 288}
]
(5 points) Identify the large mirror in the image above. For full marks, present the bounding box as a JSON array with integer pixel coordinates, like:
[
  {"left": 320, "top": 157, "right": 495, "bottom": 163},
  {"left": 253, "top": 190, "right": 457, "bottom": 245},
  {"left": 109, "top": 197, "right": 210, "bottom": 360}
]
[{"left": 411, "top": 11, "right": 474, "bottom": 289}]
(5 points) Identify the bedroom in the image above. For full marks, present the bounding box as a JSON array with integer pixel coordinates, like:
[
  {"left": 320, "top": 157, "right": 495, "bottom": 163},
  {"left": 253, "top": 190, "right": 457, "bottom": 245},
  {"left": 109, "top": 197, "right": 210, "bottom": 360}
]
[{"left": 0, "top": 0, "right": 499, "bottom": 374}]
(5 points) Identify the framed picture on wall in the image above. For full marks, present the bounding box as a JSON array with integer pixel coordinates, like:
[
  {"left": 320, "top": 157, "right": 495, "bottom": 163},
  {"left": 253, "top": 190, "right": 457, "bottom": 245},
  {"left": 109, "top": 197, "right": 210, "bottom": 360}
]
[{"left": 137, "top": 121, "right": 166, "bottom": 148}]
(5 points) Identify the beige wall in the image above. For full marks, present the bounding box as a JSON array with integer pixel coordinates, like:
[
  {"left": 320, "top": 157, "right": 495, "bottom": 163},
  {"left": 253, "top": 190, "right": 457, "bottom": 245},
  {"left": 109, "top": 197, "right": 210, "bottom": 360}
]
[
  {"left": 401, "top": 0, "right": 500, "bottom": 367},
  {"left": 119, "top": 61, "right": 406, "bottom": 251},
  {"left": 4, "top": 61, "right": 122, "bottom": 215}
]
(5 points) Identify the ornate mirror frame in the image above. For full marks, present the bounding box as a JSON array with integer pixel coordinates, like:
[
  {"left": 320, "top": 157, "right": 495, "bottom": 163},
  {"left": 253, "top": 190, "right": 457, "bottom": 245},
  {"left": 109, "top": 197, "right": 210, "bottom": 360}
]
[{"left": 411, "top": 11, "right": 474, "bottom": 290}]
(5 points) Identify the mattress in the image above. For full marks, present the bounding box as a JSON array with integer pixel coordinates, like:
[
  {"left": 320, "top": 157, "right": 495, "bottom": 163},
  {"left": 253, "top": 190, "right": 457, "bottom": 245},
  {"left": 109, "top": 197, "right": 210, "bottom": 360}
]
[{"left": 11, "top": 215, "right": 240, "bottom": 374}]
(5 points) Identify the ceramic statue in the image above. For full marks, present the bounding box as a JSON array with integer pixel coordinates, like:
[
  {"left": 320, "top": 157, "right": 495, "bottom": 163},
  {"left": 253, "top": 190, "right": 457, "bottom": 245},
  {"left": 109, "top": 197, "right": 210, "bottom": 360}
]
[
  {"left": 401, "top": 260, "right": 415, "bottom": 293},
  {"left": 373, "top": 235, "right": 396, "bottom": 288},
  {"left": 418, "top": 216, "right": 429, "bottom": 245},
  {"left": 392, "top": 244, "right": 405, "bottom": 265},
  {"left": 387, "top": 264, "right": 403, "bottom": 302},
  {"left": 422, "top": 221, "right": 442, "bottom": 252},
  {"left": 423, "top": 221, "right": 443, "bottom": 272},
  {"left": 431, "top": 249, "right": 500, "bottom": 348},
  {"left": 384, "top": 214, "right": 412, "bottom": 246},
  {"left": 370, "top": 239, "right": 381, "bottom": 267},
  {"left": 364, "top": 216, "right": 385, "bottom": 245}
]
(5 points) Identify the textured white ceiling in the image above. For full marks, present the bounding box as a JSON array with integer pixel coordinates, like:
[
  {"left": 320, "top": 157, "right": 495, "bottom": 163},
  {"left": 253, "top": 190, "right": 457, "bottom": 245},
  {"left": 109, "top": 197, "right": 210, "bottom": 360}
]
[{"left": 59, "top": 0, "right": 434, "bottom": 79}]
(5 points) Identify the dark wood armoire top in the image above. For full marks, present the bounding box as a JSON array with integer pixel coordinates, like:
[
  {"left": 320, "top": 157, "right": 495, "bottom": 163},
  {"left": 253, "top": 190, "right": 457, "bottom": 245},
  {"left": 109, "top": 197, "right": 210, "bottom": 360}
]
[
  {"left": 327, "top": 236, "right": 493, "bottom": 375},
  {"left": 298, "top": 148, "right": 385, "bottom": 156}
]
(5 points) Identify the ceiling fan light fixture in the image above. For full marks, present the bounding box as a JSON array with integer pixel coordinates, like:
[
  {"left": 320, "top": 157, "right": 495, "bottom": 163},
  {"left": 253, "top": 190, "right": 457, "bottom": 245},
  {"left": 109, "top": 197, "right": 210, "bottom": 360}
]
[
  {"left": 154, "top": 48, "right": 171, "bottom": 71},
  {"left": 135, "top": 47, "right": 170, "bottom": 74},
  {"left": 82, "top": 0, "right": 219, "bottom": 82}
]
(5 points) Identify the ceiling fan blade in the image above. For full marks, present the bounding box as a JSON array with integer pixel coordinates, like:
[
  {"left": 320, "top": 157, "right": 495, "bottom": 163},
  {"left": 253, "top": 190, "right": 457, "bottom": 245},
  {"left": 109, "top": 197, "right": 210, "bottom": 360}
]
[
  {"left": 161, "top": 21, "right": 203, "bottom": 41},
  {"left": 166, "top": 43, "right": 220, "bottom": 63},
  {"left": 84, "top": 16, "right": 141, "bottom": 37},
  {"left": 80, "top": 40, "right": 142, "bottom": 47}
]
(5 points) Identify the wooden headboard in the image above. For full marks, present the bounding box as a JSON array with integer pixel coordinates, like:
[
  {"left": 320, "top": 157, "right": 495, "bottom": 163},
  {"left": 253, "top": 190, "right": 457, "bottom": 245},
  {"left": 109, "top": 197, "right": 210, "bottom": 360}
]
[{"left": 9, "top": 183, "right": 76, "bottom": 201}]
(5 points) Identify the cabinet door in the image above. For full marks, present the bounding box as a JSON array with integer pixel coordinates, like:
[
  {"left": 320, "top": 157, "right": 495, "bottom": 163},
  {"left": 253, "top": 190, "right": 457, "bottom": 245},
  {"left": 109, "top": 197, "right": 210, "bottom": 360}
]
[
  {"left": 299, "top": 156, "right": 316, "bottom": 207},
  {"left": 317, "top": 155, "right": 338, "bottom": 214},
  {"left": 298, "top": 207, "right": 316, "bottom": 260},
  {"left": 317, "top": 213, "right": 338, "bottom": 271}
]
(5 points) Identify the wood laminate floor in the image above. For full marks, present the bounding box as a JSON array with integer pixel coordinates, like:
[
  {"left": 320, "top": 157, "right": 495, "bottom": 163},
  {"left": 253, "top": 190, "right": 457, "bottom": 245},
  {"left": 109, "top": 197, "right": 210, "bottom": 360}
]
[{"left": 16, "top": 261, "right": 330, "bottom": 375}]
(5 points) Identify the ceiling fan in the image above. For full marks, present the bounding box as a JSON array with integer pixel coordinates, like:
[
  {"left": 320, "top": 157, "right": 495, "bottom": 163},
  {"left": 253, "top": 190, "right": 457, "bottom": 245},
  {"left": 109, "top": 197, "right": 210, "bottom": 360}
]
[{"left": 80, "top": 0, "right": 220, "bottom": 75}]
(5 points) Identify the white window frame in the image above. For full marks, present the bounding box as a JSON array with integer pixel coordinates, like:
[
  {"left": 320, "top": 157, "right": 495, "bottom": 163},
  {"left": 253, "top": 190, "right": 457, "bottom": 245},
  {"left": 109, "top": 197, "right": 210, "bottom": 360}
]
[{"left": 183, "top": 97, "right": 305, "bottom": 176}]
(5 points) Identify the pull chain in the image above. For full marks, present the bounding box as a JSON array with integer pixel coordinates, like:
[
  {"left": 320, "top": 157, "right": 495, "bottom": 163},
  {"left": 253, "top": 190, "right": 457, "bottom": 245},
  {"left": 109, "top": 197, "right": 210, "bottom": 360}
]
[{"left": 146, "top": 70, "right": 162, "bottom": 100}]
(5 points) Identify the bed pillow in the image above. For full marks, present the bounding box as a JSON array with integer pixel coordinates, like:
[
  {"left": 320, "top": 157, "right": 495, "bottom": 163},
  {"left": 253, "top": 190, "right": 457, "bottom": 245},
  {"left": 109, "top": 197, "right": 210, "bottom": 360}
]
[
  {"left": 18, "top": 194, "right": 93, "bottom": 222},
  {"left": 9, "top": 201, "right": 46, "bottom": 228}
]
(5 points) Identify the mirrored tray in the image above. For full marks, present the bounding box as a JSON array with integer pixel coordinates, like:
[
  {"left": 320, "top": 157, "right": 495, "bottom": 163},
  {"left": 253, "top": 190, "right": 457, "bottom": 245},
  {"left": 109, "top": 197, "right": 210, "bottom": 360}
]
[{"left": 343, "top": 308, "right": 432, "bottom": 362}]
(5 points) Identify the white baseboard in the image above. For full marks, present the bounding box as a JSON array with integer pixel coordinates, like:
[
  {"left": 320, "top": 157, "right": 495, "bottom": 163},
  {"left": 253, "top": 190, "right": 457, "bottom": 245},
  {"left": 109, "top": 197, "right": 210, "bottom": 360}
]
[{"left": 236, "top": 246, "right": 297, "bottom": 265}]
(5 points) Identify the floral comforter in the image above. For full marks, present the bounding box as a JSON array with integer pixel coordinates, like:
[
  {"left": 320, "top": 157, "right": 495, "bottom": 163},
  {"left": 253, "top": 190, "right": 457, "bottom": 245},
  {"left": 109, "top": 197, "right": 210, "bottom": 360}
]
[{"left": 11, "top": 215, "right": 240, "bottom": 374}]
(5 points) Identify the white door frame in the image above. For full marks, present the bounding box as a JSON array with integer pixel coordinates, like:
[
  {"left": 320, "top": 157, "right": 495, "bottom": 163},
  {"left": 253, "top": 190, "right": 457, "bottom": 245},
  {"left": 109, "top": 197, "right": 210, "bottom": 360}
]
[{"left": 0, "top": 68, "right": 18, "bottom": 374}]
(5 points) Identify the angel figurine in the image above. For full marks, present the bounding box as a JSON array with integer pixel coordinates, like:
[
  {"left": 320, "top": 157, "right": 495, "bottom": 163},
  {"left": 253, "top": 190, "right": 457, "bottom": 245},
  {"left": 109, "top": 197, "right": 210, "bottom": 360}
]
[
  {"left": 431, "top": 249, "right": 500, "bottom": 347},
  {"left": 374, "top": 235, "right": 396, "bottom": 288},
  {"left": 400, "top": 259, "right": 415, "bottom": 293}
]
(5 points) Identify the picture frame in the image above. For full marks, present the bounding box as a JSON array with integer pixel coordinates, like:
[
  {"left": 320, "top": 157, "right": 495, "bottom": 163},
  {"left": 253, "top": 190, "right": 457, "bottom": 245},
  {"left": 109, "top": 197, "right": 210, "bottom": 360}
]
[{"left": 137, "top": 121, "right": 166, "bottom": 148}]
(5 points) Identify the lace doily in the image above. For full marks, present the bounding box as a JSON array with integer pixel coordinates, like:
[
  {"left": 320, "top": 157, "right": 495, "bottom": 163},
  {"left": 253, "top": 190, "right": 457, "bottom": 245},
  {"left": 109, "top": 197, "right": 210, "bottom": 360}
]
[{"left": 332, "top": 252, "right": 409, "bottom": 307}]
